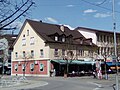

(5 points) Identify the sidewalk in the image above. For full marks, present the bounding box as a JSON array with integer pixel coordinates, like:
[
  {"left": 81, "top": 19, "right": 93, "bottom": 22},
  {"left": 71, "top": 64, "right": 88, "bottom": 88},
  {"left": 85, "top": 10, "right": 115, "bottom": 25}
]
[{"left": 0, "top": 75, "right": 48, "bottom": 90}]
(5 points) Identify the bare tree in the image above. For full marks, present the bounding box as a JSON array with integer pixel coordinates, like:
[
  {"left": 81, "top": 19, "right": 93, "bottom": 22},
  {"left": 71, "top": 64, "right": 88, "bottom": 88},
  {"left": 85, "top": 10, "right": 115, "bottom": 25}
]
[
  {"left": 19, "top": 52, "right": 33, "bottom": 77},
  {"left": 0, "top": 0, "right": 35, "bottom": 31}
]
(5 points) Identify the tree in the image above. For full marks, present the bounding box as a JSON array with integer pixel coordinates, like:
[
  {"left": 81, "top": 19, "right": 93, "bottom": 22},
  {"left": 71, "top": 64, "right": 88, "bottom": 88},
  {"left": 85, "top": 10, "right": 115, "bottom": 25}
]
[
  {"left": 19, "top": 52, "right": 33, "bottom": 77},
  {"left": 0, "top": 0, "right": 35, "bottom": 31},
  {"left": 63, "top": 50, "right": 74, "bottom": 77}
]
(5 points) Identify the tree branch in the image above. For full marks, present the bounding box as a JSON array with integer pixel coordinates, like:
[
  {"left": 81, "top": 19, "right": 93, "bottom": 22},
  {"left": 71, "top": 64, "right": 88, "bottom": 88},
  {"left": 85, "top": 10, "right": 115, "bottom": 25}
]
[
  {"left": 0, "top": 0, "right": 30, "bottom": 24},
  {"left": 0, "top": 2, "right": 34, "bottom": 30}
]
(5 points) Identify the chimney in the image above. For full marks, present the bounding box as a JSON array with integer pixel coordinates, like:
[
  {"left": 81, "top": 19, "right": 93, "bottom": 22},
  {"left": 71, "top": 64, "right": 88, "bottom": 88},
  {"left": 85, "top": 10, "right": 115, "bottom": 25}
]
[
  {"left": 60, "top": 25, "right": 64, "bottom": 32},
  {"left": 40, "top": 20, "right": 42, "bottom": 22}
]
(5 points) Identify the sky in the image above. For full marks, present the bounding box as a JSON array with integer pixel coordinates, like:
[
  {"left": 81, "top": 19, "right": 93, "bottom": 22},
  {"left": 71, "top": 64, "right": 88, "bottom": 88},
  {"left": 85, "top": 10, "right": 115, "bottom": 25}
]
[{"left": 11, "top": 0, "right": 120, "bottom": 34}]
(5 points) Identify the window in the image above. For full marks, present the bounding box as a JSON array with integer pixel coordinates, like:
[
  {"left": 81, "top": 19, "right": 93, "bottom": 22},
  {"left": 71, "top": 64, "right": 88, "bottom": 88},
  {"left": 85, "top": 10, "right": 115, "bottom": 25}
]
[
  {"left": 22, "top": 38, "right": 26, "bottom": 46},
  {"left": 22, "top": 64, "right": 25, "bottom": 72},
  {"left": 88, "top": 50, "right": 93, "bottom": 57},
  {"left": 23, "top": 51, "right": 25, "bottom": 58},
  {"left": 14, "top": 64, "right": 18, "bottom": 71},
  {"left": 62, "top": 49, "right": 65, "bottom": 56},
  {"left": 79, "top": 49, "right": 84, "bottom": 56},
  {"left": 30, "top": 37, "right": 35, "bottom": 45},
  {"left": 15, "top": 52, "right": 18, "bottom": 58},
  {"left": 40, "top": 63, "right": 44, "bottom": 71},
  {"left": 55, "top": 36, "right": 58, "bottom": 41},
  {"left": 104, "top": 35, "right": 106, "bottom": 42},
  {"left": 30, "top": 63, "right": 34, "bottom": 71},
  {"left": 40, "top": 49, "right": 44, "bottom": 57},
  {"left": 27, "top": 30, "right": 29, "bottom": 36},
  {"left": 62, "top": 37, "right": 65, "bottom": 42},
  {"left": 23, "top": 34, "right": 25, "bottom": 37},
  {"left": 76, "top": 50, "right": 80, "bottom": 56},
  {"left": 54, "top": 49, "right": 58, "bottom": 56},
  {"left": 100, "top": 35, "right": 103, "bottom": 42},
  {"left": 31, "top": 50, "right": 34, "bottom": 58},
  {"left": 97, "top": 35, "right": 99, "bottom": 42}
]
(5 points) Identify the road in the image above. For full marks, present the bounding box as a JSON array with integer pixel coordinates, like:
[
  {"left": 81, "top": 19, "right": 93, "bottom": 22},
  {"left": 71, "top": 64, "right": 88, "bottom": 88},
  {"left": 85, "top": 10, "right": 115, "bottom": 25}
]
[{"left": 25, "top": 77, "right": 114, "bottom": 90}]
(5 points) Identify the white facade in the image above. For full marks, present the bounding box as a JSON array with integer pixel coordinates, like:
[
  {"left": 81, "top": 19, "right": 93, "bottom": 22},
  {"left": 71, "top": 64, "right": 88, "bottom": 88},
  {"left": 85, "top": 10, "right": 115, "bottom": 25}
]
[
  {"left": 12, "top": 22, "right": 50, "bottom": 61},
  {"left": 78, "top": 29, "right": 97, "bottom": 44},
  {"left": 12, "top": 21, "right": 50, "bottom": 77}
]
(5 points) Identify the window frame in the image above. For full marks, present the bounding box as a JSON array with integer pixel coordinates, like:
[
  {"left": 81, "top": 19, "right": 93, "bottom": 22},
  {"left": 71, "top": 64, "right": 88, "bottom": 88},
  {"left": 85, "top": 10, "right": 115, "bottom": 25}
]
[
  {"left": 40, "top": 49, "right": 44, "bottom": 57},
  {"left": 23, "top": 51, "right": 25, "bottom": 58},
  {"left": 22, "top": 64, "right": 25, "bottom": 72},
  {"left": 30, "top": 37, "right": 35, "bottom": 45},
  {"left": 22, "top": 38, "right": 26, "bottom": 46},
  {"left": 31, "top": 50, "right": 34, "bottom": 58},
  {"left": 55, "top": 36, "right": 58, "bottom": 41},
  {"left": 54, "top": 49, "right": 58, "bottom": 56},
  {"left": 14, "top": 64, "right": 18, "bottom": 72},
  {"left": 27, "top": 30, "right": 29, "bottom": 36},
  {"left": 39, "top": 63, "right": 44, "bottom": 72},
  {"left": 15, "top": 52, "right": 18, "bottom": 58},
  {"left": 30, "top": 63, "right": 34, "bottom": 72}
]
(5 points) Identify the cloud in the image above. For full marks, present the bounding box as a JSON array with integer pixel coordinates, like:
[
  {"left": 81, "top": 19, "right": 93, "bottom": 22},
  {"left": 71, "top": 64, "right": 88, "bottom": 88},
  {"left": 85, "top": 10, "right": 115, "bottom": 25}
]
[
  {"left": 64, "top": 24, "right": 75, "bottom": 30},
  {"left": 94, "top": 12, "right": 111, "bottom": 18},
  {"left": 66, "top": 5, "right": 74, "bottom": 7},
  {"left": 83, "top": 9, "right": 97, "bottom": 14},
  {"left": 45, "top": 17, "right": 58, "bottom": 24}
]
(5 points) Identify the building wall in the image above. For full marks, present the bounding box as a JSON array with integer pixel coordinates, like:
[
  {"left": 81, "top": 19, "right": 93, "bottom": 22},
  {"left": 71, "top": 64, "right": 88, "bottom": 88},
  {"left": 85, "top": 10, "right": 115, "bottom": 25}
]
[
  {"left": 77, "top": 28, "right": 120, "bottom": 61},
  {"left": 12, "top": 60, "right": 49, "bottom": 77},
  {"left": 12, "top": 22, "right": 50, "bottom": 61},
  {"left": 78, "top": 29, "right": 97, "bottom": 44},
  {"left": 12, "top": 22, "right": 50, "bottom": 77},
  {"left": 49, "top": 43, "right": 95, "bottom": 60}
]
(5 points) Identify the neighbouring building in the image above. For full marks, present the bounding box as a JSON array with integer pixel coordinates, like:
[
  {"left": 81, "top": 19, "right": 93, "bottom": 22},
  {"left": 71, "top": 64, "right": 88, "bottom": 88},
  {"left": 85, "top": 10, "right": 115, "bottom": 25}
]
[
  {"left": 0, "top": 34, "right": 17, "bottom": 74},
  {"left": 11, "top": 19, "right": 97, "bottom": 77},
  {"left": 75, "top": 27, "right": 120, "bottom": 71}
]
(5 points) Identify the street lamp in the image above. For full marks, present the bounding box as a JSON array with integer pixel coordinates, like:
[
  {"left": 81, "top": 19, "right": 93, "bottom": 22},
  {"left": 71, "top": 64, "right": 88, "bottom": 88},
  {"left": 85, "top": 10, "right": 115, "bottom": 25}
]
[{"left": 112, "top": 0, "right": 119, "bottom": 90}]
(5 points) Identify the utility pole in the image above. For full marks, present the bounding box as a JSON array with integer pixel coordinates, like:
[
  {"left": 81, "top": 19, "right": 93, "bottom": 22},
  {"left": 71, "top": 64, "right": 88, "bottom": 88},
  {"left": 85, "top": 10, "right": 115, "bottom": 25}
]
[{"left": 112, "top": 0, "right": 119, "bottom": 90}]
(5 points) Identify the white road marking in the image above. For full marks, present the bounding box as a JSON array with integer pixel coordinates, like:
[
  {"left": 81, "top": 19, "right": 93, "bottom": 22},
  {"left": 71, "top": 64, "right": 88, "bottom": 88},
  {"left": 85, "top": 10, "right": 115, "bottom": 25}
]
[{"left": 87, "top": 82, "right": 102, "bottom": 90}]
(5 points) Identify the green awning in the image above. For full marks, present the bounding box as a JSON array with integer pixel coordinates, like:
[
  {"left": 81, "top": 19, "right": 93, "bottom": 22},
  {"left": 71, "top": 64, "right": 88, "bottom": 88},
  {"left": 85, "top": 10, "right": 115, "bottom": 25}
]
[{"left": 51, "top": 60, "right": 95, "bottom": 65}]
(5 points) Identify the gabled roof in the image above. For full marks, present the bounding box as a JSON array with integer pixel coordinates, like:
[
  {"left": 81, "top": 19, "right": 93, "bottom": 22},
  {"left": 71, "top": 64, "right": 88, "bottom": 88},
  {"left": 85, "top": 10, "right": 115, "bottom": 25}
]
[
  {"left": 26, "top": 19, "right": 85, "bottom": 41},
  {"left": 14, "top": 19, "right": 95, "bottom": 46}
]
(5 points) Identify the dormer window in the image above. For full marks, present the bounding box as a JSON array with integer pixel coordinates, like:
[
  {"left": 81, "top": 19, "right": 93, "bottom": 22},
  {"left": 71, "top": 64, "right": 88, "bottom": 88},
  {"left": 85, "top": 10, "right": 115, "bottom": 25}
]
[
  {"left": 80, "top": 40, "right": 83, "bottom": 44},
  {"left": 55, "top": 36, "right": 58, "bottom": 41},
  {"left": 62, "top": 37, "right": 65, "bottom": 42}
]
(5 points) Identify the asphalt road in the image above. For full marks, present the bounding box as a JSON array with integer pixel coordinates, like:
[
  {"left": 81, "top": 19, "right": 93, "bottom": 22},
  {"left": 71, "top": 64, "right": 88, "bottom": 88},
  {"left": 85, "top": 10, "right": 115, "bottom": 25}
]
[{"left": 25, "top": 77, "right": 114, "bottom": 90}]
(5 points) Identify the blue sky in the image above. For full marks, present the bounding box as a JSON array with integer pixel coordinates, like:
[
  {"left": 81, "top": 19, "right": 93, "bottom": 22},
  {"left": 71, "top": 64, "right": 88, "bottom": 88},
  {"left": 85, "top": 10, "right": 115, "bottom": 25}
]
[{"left": 12, "top": 0, "right": 120, "bottom": 34}]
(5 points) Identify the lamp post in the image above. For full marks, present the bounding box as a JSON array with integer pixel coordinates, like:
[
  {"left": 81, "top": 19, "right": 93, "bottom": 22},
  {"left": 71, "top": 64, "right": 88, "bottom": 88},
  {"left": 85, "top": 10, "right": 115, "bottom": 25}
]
[{"left": 112, "top": 0, "right": 119, "bottom": 90}]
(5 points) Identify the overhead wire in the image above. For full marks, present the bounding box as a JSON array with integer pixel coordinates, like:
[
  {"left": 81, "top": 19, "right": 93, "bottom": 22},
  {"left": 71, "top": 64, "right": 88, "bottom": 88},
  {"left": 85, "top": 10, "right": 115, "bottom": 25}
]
[
  {"left": 81, "top": 0, "right": 120, "bottom": 14},
  {"left": 96, "top": 0, "right": 108, "bottom": 6}
]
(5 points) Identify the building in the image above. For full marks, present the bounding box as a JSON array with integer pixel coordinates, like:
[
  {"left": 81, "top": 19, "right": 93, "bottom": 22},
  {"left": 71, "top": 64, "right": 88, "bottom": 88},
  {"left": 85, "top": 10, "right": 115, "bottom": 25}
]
[
  {"left": 0, "top": 34, "right": 17, "bottom": 74},
  {"left": 75, "top": 27, "right": 120, "bottom": 72},
  {"left": 75, "top": 27, "right": 120, "bottom": 60},
  {"left": 11, "top": 19, "right": 97, "bottom": 77}
]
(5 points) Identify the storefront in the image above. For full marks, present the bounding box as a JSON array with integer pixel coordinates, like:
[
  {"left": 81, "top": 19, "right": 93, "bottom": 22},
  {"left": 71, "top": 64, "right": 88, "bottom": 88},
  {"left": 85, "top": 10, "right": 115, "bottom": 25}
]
[{"left": 51, "top": 60, "right": 95, "bottom": 76}]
